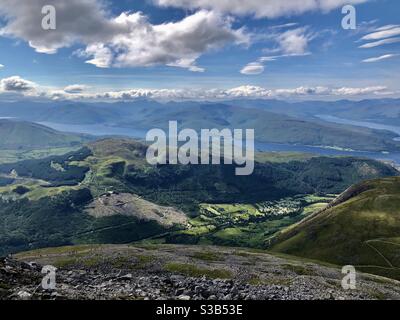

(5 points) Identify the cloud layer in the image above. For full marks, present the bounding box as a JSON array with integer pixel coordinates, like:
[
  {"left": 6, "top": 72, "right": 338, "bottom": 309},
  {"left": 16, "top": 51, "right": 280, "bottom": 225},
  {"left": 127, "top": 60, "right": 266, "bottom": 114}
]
[{"left": 0, "top": 76, "right": 393, "bottom": 101}]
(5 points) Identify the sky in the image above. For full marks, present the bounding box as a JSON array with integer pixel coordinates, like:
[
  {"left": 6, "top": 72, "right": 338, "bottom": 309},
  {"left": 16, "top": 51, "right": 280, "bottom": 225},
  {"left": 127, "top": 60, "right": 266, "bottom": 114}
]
[{"left": 0, "top": 0, "right": 399, "bottom": 101}]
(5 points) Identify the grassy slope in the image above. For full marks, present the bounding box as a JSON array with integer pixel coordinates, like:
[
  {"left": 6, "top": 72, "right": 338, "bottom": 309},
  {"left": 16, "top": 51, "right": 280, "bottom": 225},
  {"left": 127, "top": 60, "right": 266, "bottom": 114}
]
[{"left": 271, "top": 177, "right": 400, "bottom": 279}]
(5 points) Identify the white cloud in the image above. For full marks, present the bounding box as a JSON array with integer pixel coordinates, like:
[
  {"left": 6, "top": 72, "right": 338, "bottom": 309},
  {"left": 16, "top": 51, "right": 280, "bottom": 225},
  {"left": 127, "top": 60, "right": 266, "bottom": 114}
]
[
  {"left": 362, "top": 26, "right": 400, "bottom": 41},
  {"left": 271, "top": 86, "right": 388, "bottom": 96},
  {"left": 275, "top": 86, "right": 330, "bottom": 96},
  {"left": 240, "top": 62, "right": 264, "bottom": 75},
  {"left": 0, "top": 64, "right": 4, "bottom": 69},
  {"left": 240, "top": 27, "right": 313, "bottom": 75},
  {"left": 375, "top": 24, "right": 400, "bottom": 32},
  {"left": 0, "top": 76, "right": 37, "bottom": 92},
  {"left": 81, "top": 44, "right": 114, "bottom": 69},
  {"left": 276, "top": 27, "right": 313, "bottom": 55},
  {"left": 91, "top": 10, "right": 248, "bottom": 71},
  {"left": 359, "top": 37, "right": 400, "bottom": 49},
  {"left": 260, "top": 27, "right": 315, "bottom": 57},
  {"left": 242, "top": 53, "right": 311, "bottom": 75},
  {"left": 64, "top": 84, "right": 90, "bottom": 93},
  {"left": 260, "top": 53, "right": 311, "bottom": 62},
  {"left": 362, "top": 54, "right": 399, "bottom": 63},
  {"left": 225, "top": 85, "right": 273, "bottom": 97},
  {"left": 269, "top": 23, "right": 299, "bottom": 30},
  {"left": 0, "top": 1, "right": 248, "bottom": 72},
  {"left": 331, "top": 86, "right": 388, "bottom": 95},
  {"left": 153, "top": 0, "right": 369, "bottom": 19}
]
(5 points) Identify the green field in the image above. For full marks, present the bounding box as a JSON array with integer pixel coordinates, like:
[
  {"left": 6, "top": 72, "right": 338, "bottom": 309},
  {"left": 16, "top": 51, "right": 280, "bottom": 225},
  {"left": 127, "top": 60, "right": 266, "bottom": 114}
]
[{"left": 162, "top": 195, "right": 335, "bottom": 248}]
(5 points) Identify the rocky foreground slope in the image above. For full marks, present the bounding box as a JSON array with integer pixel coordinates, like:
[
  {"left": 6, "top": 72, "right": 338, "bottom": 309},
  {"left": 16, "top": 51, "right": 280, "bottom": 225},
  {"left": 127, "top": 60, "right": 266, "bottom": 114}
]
[{"left": 2, "top": 244, "right": 400, "bottom": 300}]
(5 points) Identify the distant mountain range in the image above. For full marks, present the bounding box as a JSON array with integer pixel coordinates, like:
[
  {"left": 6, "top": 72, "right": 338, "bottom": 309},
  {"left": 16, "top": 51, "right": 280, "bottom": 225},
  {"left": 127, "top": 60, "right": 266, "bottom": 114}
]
[{"left": 1, "top": 99, "right": 400, "bottom": 152}]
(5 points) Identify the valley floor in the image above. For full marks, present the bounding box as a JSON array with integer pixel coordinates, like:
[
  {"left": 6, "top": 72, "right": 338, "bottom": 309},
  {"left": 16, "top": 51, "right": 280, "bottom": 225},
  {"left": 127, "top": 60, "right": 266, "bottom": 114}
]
[{"left": 2, "top": 244, "right": 400, "bottom": 300}]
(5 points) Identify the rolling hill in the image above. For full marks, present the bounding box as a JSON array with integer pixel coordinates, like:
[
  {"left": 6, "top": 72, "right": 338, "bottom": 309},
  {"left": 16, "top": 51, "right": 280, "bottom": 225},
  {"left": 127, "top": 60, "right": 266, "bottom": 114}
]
[
  {"left": 271, "top": 176, "right": 400, "bottom": 280},
  {"left": 0, "top": 119, "right": 91, "bottom": 149}
]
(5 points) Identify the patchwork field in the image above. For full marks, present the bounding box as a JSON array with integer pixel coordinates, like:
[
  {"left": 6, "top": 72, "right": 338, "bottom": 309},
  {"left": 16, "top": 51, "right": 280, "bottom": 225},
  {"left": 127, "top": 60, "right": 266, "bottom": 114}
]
[{"left": 160, "top": 195, "right": 336, "bottom": 248}]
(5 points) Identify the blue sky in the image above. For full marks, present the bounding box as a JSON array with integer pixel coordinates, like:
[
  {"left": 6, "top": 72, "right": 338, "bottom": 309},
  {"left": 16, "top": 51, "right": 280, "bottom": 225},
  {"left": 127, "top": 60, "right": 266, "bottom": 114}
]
[{"left": 0, "top": 0, "right": 399, "bottom": 101}]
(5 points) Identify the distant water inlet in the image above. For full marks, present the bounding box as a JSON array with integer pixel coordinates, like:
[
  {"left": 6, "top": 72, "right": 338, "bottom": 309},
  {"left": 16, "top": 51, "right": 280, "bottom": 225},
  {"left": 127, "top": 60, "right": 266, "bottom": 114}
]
[{"left": 316, "top": 115, "right": 400, "bottom": 140}]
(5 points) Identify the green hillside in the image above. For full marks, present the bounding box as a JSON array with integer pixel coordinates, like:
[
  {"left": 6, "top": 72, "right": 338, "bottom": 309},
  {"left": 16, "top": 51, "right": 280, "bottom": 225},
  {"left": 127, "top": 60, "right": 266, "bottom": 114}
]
[
  {"left": 0, "top": 119, "right": 91, "bottom": 149},
  {"left": 271, "top": 177, "right": 400, "bottom": 280}
]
